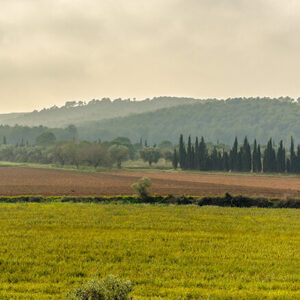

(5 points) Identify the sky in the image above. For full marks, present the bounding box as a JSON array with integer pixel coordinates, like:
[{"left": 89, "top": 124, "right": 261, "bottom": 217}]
[{"left": 0, "top": 0, "right": 300, "bottom": 113}]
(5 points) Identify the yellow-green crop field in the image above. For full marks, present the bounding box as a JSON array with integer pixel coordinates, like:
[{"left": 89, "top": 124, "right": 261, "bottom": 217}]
[{"left": 0, "top": 203, "right": 299, "bottom": 299}]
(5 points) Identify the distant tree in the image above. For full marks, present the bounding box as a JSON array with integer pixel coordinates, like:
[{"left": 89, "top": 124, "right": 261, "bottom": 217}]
[
  {"left": 139, "top": 147, "right": 161, "bottom": 166},
  {"left": 277, "top": 140, "right": 286, "bottom": 173},
  {"left": 66, "top": 124, "right": 78, "bottom": 140},
  {"left": 109, "top": 144, "right": 129, "bottom": 168},
  {"left": 199, "top": 137, "right": 208, "bottom": 171},
  {"left": 194, "top": 137, "right": 199, "bottom": 169},
  {"left": 241, "top": 137, "right": 251, "bottom": 172},
  {"left": 187, "top": 136, "right": 192, "bottom": 169},
  {"left": 252, "top": 139, "right": 258, "bottom": 172},
  {"left": 263, "top": 138, "right": 276, "bottom": 173},
  {"left": 3, "top": 136, "right": 7, "bottom": 145},
  {"left": 36, "top": 132, "right": 56, "bottom": 146},
  {"left": 179, "top": 134, "right": 186, "bottom": 169},
  {"left": 290, "top": 136, "right": 296, "bottom": 173},
  {"left": 172, "top": 148, "right": 178, "bottom": 169},
  {"left": 257, "top": 144, "right": 262, "bottom": 172},
  {"left": 230, "top": 137, "right": 238, "bottom": 171},
  {"left": 162, "top": 149, "right": 173, "bottom": 163},
  {"left": 83, "top": 142, "right": 110, "bottom": 168},
  {"left": 158, "top": 140, "right": 173, "bottom": 150},
  {"left": 222, "top": 150, "right": 229, "bottom": 171}
]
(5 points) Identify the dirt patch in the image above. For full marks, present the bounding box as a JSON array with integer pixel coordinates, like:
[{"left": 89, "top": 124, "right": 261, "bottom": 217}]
[{"left": 0, "top": 167, "right": 299, "bottom": 197}]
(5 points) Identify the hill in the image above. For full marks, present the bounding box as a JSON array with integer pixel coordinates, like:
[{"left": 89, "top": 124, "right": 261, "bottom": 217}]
[
  {"left": 77, "top": 98, "right": 300, "bottom": 145},
  {"left": 0, "top": 97, "right": 201, "bottom": 127}
]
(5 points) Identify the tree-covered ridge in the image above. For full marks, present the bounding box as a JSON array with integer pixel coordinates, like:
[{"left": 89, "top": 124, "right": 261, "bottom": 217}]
[
  {"left": 0, "top": 97, "right": 201, "bottom": 127},
  {"left": 78, "top": 98, "right": 300, "bottom": 145}
]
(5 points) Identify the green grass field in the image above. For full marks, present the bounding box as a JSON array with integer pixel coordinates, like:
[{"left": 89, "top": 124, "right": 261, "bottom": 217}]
[{"left": 0, "top": 203, "right": 299, "bottom": 299}]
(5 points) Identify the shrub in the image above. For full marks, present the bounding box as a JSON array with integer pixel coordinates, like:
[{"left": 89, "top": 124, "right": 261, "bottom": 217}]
[
  {"left": 66, "top": 275, "right": 133, "bottom": 300},
  {"left": 131, "top": 177, "right": 152, "bottom": 201}
]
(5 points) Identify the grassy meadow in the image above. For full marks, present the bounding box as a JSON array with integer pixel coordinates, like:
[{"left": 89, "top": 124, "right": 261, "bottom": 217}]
[{"left": 0, "top": 203, "right": 299, "bottom": 299}]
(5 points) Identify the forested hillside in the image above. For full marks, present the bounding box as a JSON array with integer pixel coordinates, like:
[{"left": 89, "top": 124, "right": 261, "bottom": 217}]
[
  {"left": 0, "top": 97, "right": 201, "bottom": 127},
  {"left": 78, "top": 98, "right": 300, "bottom": 145}
]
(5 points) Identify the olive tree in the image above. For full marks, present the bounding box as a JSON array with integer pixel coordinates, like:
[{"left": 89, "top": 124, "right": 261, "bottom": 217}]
[{"left": 109, "top": 144, "right": 129, "bottom": 168}]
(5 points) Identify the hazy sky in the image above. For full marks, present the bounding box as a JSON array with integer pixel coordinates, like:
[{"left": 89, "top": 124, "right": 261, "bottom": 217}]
[{"left": 1, "top": 0, "right": 300, "bottom": 113}]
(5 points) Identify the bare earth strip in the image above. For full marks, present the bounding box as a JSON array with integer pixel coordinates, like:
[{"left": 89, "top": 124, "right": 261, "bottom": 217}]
[{"left": 0, "top": 167, "right": 299, "bottom": 197}]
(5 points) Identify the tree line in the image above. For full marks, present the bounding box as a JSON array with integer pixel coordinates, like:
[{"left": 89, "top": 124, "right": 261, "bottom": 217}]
[{"left": 174, "top": 135, "right": 300, "bottom": 173}]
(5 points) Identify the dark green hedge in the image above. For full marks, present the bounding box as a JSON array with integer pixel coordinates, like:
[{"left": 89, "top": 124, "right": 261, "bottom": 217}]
[{"left": 0, "top": 194, "right": 299, "bottom": 208}]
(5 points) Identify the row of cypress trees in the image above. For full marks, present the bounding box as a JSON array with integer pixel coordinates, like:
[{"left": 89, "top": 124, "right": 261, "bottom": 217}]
[{"left": 173, "top": 135, "right": 300, "bottom": 173}]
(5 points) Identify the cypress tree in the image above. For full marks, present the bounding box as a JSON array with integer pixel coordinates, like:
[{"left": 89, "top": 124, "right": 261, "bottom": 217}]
[
  {"left": 277, "top": 140, "right": 286, "bottom": 173},
  {"left": 241, "top": 137, "right": 251, "bottom": 172},
  {"left": 286, "top": 158, "right": 291, "bottom": 173},
  {"left": 172, "top": 149, "right": 178, "bottom": 169},
  {"left": 179, "top": 134, "right": 186, "bottom": 169},
  {"left": 290, "top": 136, "right": 296, "bottom": 173},
  {"left": 3, "top": 136, "right": 7, "bottom": 145},
  {"left": 257, "top": 144, "right": 262, "bottom": 172},
  {"left": 252, "top": 139, "right": 258, "bottom": 172},
  {"left": 222, "top": 150, "right": 229, "bottom": 171},
  {"left": 211, "top": 147, "right": 218, "bottom": 171},
  {"left": 230, "top": 137, "right": 238, "bottom": 171},
  {"left": 263, "top": 138, "right": 276, "bottom": 173},
  {"left": 195, "top": 137, "right": 199, "bottom": 169},
  {"left": 217, "top": 151, "right": 223, "bottom": 171},
  {"left": 187, "top": 136, "right": 192, "bottom": 169},
  {"left": 191, "top": 146, "right": 195, "bottom": 169},
  {"left": 199, "top": 137, "right": 207, "bottom": 171},
  {"left": 296, "top": 145, "right": 300, "bottom": 174}
]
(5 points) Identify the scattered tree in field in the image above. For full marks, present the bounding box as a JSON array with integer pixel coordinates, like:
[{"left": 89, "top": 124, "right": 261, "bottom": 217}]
[
  {"left": 83, "top": 142, "right": 110, "bottom": 168},
  {"left": 109, "top": 144, "right": 129, "bottom": 168},
  {"left": 132, "top": 177, "right": 152, "bottom": 201},
  {"left": 139, "top": 147, "right": 161, "bottom": 166}
]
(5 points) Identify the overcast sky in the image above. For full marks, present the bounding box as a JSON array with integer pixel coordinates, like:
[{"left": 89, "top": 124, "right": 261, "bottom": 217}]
[{"left": 0, "top": 0, "right": 300, "bottom": 113}]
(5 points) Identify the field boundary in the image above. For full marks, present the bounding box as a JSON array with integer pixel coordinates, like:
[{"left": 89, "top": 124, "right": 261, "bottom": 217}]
[
  {"left": 0, "top": 194, "right": 299, "bottom": 208},
  {"left": 1, "top": 160, "right": 300, "bottom": 178}
]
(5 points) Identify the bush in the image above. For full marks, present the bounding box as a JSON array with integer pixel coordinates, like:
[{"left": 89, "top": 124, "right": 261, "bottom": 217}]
[
  {"left": 131, "top": 177, "right": 152, "bottom": 201},
  {"left": 66, "top": 275, "right": 133, "bottom": 300}
]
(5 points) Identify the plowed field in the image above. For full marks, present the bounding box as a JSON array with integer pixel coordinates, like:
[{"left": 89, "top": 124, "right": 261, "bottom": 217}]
[{"left": 0, "top": 167, "right": 299, "bottom": 197}]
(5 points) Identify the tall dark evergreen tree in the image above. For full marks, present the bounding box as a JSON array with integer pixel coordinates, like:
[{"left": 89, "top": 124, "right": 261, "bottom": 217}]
[
  {"left": 187, "top": 136, "right": 192, "bottom": 169},
  {"left": 199, "top": 137, "right": 207, "bottom": 171},
  {"left": 194, "top": 137, "right": 199, "bottom": 169},
  {"left": 290, "top": 136, "right": 296, "bottom": 173},
  {"left": 257, "top": 144, "right": 262, "bottom": 172},
  {"left": 252, "top": 139, "right": 258, "bottom": 172},
  {"left": 179, "top": 134, "right": 186, "bottom": 169},
  {"left": 296, "top": 145, "right": 300, "bottom": 174},
  {"left": 241, "top": 137, "right": 251, "bottom": 172},
  {"left": 172, "top": 148, "right": 178, "bottom": 169},
  {"left": 3, "top": 136, "right": 7, "bottom": 145},
  {"left": 277, "top": 140, "right": 286, "bottom": 173},
  {"left": 263, "top": 138, "right": 276, "bottom": 173},
  {"left": 230, "top": 137, "right": 238, "bottom": 171},
  {"left": 222, "top": 150, "right": 229, "bottom": 171}
]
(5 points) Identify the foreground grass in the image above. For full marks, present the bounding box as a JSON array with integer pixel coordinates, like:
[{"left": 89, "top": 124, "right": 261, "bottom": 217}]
[{"left": 0, "top": 204, "right": 299, "bottom": 299}]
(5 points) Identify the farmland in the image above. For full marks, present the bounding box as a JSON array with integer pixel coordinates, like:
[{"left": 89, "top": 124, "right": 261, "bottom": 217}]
[
  {"left": 0, "top": 203, "right": 299, "bottom": 299},
  {"left": 0, "top": 166, "right": 300, "bottom": 198}
]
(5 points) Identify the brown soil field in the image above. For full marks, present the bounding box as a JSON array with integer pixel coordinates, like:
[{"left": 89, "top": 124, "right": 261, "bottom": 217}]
[{"left": 0, "top": 167, "right": 299, "bottom": 198}]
